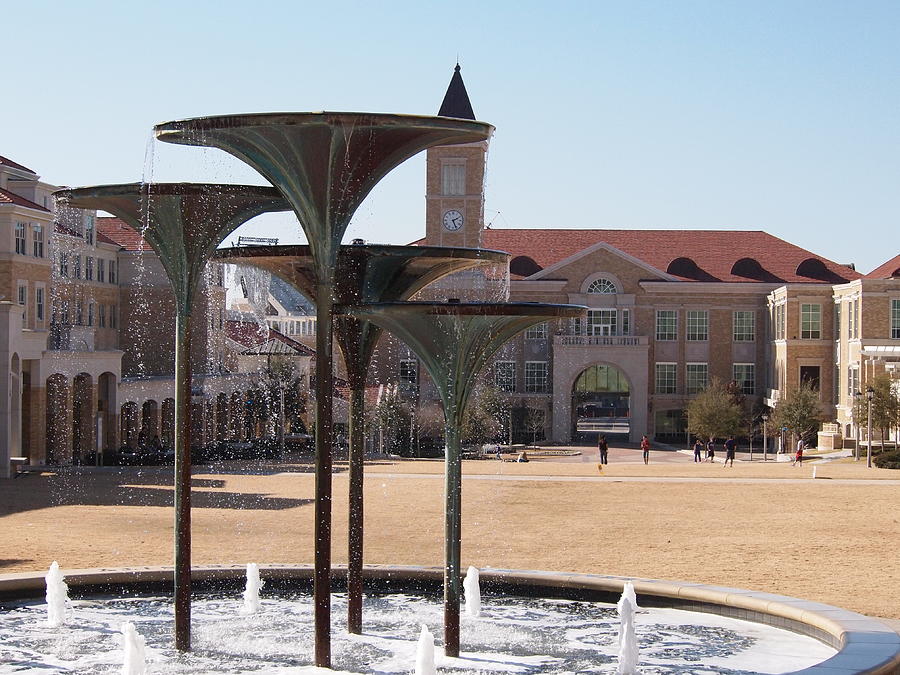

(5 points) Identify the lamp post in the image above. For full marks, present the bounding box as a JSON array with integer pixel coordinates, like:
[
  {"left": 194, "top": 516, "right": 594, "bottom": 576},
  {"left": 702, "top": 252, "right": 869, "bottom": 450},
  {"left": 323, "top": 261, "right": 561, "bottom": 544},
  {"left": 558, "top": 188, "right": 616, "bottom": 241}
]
[
  {"left": 853, "top": 390, "right": 861, "bottom": 461},
  {"left": 866, "top": 386, "right": 874, "bottom": 468},
  {"left": 761, "top": 414, "right": 768, "bottom": 461}
]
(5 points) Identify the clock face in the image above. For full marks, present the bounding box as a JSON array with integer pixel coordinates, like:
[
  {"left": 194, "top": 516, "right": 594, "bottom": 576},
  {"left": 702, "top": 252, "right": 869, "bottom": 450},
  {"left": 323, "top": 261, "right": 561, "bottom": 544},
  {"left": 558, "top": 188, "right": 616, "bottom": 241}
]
[{"left": 442, "top": 209, "right": 464, "bottom": 231}]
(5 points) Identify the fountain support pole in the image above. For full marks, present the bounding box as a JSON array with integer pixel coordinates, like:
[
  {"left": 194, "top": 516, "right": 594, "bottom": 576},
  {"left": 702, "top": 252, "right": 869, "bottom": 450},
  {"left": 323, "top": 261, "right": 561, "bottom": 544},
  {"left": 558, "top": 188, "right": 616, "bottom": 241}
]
[
  {"left": 53, "top": 183, "right": 288, "bottom": 653},
  {"left": 313, "top": 284, "right": 334, "bottom": 664},
  {"left": 213, "top": 243, "right": 509, "bottom": 640},
  {"left": 345, "top": 302, "right": 585, "bottom": 657},
  {"left": 173, "top": 311, "right": 193, "bottom": 650}
]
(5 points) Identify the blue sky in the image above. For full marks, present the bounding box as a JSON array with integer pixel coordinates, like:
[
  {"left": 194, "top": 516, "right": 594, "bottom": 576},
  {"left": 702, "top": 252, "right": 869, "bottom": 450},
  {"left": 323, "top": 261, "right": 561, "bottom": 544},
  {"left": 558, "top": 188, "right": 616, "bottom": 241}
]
[{"left": 3, "top": 1, "right": 897, "bottom": 272}]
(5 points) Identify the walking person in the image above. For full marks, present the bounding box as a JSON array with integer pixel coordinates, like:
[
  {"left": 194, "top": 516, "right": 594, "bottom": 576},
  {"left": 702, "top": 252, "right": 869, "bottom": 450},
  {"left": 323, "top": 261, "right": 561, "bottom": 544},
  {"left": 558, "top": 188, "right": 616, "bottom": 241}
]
[
  {"left": 792, "top": 437, "right": 805, "bottom": 466},
  {"left": 706, "top": 438, "right": 715, "bottom": 463},
  {"left": 640, "top": 435, "right": 650, "bottom": 464},
  {"left": 598, "top": 434, "right": 609, "bottom": 465},
  {"left": 693, "top": 438, "right": 703, "bottom": 462},
  {"left": 724, "top": 436, "right": 736, "bottom": 467}
]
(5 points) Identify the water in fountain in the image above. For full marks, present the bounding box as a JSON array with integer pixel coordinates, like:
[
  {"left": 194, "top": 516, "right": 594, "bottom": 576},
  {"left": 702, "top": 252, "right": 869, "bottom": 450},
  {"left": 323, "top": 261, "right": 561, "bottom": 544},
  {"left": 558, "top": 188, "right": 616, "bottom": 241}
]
[
  {"left": 121, "top": 621, "right": 147, "bottom": 675},
  {"left": 463, "top": 566, "right": 481, "bottom": 617},
  {"left": 622, "top": 581, "right": 644, "bottom": 613},
  {"left": 45, "top": 561, "right": 68, "bottom": 627},
  {"left": 616, "top": 587, "right": 640, "bottom": 674},
  {"left": 241, "top": 563, "right": 264, "bottom": 615},
  {"left": 414, "top": 623, "right": 437, "bottom": 675}
]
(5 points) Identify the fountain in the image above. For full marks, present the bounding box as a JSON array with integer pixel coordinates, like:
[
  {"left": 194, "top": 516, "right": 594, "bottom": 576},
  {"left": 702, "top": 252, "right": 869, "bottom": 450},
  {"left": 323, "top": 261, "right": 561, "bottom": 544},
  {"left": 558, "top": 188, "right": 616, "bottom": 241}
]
[
  {"left": 213, "top": 242, "right": 509, "bottom": 635},
  {"left": 121, "top": 621, "right": 147, "bottom": 675},
  {"left": 53, "top": 182, "right": 290, "bottom": 651},
  {"left": 616, "top": 586, "right": 639, "bottom": 674},
  {"left": 155, "top": 111, "right": 494, "bottom": 669},
  {"left": 415, "top": 623, "right": 438, "bottom": 675},
  {"left": 241, "top": 563, "right": 264, "bottom": 615},
  {"left": 44, "top": 561, "right": 68, "bottom": 628},
  {"left": 463, "top": 565, "right": 481, "bottom": 618}
]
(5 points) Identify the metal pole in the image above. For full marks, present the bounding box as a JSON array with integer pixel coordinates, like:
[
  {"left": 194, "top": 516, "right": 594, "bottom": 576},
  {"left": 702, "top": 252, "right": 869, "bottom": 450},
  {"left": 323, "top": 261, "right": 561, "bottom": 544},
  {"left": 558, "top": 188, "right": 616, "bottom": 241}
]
[
  {"left": 854, "top": 393, "right": 861, "bottom": 461},
  {"left": 313, "top": 285, "right": 334, "bottom": 668},
  {"left": 867, "top": 389, "right": 873, "bottom": 469},
  {"left": 347, "top": 383, "right": 365, "bottom": 634},
  {"left": 762, "top": 418, "right": 767, "bottom": 461},
  {"left": 173, "top": 312, "right": 192, "bottom": 652},
  {"left": 444, "top": 412, "right": 462, "bottom": 658}
]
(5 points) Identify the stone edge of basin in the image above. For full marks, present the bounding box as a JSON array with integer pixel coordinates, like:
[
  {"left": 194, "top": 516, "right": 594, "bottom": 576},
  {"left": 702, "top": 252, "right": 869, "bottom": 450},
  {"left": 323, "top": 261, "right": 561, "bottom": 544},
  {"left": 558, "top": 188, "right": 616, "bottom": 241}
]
[{"left": 1, "top": 565, "right": 897, "bottom": 674}]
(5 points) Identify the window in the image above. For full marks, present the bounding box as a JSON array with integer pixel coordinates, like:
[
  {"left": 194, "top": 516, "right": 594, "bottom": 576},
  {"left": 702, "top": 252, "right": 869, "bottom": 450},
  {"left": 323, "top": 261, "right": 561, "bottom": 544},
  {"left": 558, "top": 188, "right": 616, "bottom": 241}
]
[
  {"left": 110, "top": 304, "right": 117, "bottom": 328},
  {"left": 524, "top": 361, "right": 548, "bottom": 393},
  {"left": 109, "top": 261, "right": 116, "bottom": 284},
  {"left": 86, "top": 257, "right": 94, "bottom": 281},
  {"left": 495, "top": 361, "right": 516, "bottom": 392},
  {"left": 36, "top": 287, "right": 44, "bottom": 322},
  {"left": 621, "top": 309, "right": 630, "bottom": 335},
  {"left": 399, "top": 359, "right": 418, "bottom": 390},
  {"left": 441, "top": 163, "right": 465, "bottom": 195},
  {"left": 15, "top": 222, "right": 26, "bottom": 255},
  {"left": 97, "top": 259, "right": 106, "bottom": 282},
  {"left": 733, "top": 363, "right": 755, "bottom": 395},
  {"left": 686, "top": 363, "right": 708, "bottom": 394},
  {"left": 800, "top": 365, "right": 821, "bottom": 391},
  {"left": 834, "top": 303, "right": 841, "bottom": 339},
  {"left": 586, "top": 278, "right": 617, "bottom": 294},
  {"left": 59, "top": 253, "right": 69, "bottom": 277},
  {"left": 655, "top": 363, "right": 677, "bottom": 394},
  {"left": 525, "top": 322, "right": 547, "bottom": 339},
  {"left": 98, "top": 304, "right": 106, "bottom": 327},
  {"left": 87, "top": 302, "right": 95, "bottom": 327},
  {"left": 569, "top": 317, "right": 584, "bottom": 335},
  {"left": 800, "top": 304, "right": 821, "bottom": 339},
  {"left": 17, "top": 284, "right": 26, "bottom": 306},
  {"left": 74, "top": 255, "right": 82, "bottom": 279},
  {"left": 32, "top": 225, "right": 44, "bottom": 257},
  {"left": 892, "top": 300, "right": 900, "bottom": 339},
  {"left": 84, "top": 215, "right": 95, "bottom": 244},
  {"left": 686, "top": 310, "right": 708, "bottom": 341},
  {"left": 76, "top": 302, "right": 84, "bottom": 326},
  {"left": 733, "top": 311, "right": 755, "bottom": 342},
  {"left": 848, "top": 364, "right": 859, "bottom": 398},
  {"left": 656, "top": 310, "right": 677, "bottom": 341},
  {"left": 774, "top": 304, "right": 786, "bottom": 340},
  {"left": 60, "top": 301, "right": 70, "bottom": 325},
  {"left": 587, "top": 309, "right": 617, "bottom": 336}
]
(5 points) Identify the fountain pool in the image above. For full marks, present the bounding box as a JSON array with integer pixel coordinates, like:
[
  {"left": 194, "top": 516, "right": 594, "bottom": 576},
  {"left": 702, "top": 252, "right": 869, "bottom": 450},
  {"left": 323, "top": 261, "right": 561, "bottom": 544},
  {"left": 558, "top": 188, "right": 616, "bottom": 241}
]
[{"left": 2, "top": 565, "right": 896, "bottom": 674}]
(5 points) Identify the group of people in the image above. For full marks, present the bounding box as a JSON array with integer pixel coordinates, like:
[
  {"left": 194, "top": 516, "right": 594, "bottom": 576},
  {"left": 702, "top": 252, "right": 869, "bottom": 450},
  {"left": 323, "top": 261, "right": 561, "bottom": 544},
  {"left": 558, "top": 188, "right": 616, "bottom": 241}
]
[
  {"left": 597, "top": 434, "right": 652, "bottom": 465},
  {"left": 692, "top": 436, "right": 737, "bottom": 466}
]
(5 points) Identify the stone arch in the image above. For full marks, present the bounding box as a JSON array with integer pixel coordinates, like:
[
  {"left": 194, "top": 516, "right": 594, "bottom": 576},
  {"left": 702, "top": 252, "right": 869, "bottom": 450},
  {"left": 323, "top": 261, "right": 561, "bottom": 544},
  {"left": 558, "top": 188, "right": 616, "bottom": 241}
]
[
  {"left": 46, "top": 374, "right": 70, "bottom": 464},
  {"left": 161, "top": 398, "right": 175, "bottom": 448},
  {"left": 72, "top": 373, "right": 94, "bottom": 463},
  {"left": 571, "top": 363, "right": 632, "bottom": 440},
  {"left": 120, "top": 401, "right": 140, "bottom": 449},
  {"left": 141, "top": 400, "right": 159, "bottom": 446},
  {"left": 9, "top": 354, "right": 21, "bottom": 461}
]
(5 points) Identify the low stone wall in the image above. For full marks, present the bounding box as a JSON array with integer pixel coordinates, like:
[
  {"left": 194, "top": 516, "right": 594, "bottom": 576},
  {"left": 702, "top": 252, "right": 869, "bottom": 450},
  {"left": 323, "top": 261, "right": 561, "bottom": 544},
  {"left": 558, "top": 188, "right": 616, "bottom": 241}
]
[{"left": 2, "top": 565, "right": 898, "bottom": 673}]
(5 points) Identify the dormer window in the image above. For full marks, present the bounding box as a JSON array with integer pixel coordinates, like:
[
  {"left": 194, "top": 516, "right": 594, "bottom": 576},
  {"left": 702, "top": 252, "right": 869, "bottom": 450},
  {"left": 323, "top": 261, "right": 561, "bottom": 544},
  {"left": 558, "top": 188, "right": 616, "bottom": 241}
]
[{"left": 587, "top": 278, "right": 617, "bottom": 294}]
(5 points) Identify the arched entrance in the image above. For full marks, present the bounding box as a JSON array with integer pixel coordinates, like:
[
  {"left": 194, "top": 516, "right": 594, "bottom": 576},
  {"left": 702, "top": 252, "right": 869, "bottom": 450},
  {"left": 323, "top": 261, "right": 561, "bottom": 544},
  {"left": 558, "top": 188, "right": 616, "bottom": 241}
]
[{"left": 572, "top": 364, "right": 630, "bottom": 441}]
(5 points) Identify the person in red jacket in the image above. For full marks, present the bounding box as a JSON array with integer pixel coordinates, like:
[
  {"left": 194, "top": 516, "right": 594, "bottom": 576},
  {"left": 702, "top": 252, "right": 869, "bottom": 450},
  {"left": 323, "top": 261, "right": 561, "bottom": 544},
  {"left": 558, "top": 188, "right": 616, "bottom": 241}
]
[{"left": 640, "top": 435, "right": 650, "bottom": 464}]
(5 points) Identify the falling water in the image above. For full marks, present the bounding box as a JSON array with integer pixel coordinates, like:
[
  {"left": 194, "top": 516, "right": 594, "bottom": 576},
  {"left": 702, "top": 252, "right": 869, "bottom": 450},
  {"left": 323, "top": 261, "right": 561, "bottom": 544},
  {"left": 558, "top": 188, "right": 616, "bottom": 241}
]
[
  {"left": 414, "top": 623, "right": 437, "bottom": 675},
  {"left": 241, "top": 562, "right": 264, "bottom": 615},
  {"left": 45, "top": 561, "right": 69, "bottom": 628},
  {"left": 121, "top": 621, "right": 147, "bottom": 675},
  {"left": 616, "top": 587, "right": 640, "bottom": 674},
  {"left": 463, "top": 565, "right": 481, "bottom": 617}
]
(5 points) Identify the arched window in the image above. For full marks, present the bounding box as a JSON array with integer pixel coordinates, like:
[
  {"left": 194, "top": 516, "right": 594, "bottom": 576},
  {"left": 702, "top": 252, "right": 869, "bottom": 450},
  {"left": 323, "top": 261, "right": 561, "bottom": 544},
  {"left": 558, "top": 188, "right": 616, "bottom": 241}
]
[{"left": 586, "top": 278, "right": 617, "bottom": 294}]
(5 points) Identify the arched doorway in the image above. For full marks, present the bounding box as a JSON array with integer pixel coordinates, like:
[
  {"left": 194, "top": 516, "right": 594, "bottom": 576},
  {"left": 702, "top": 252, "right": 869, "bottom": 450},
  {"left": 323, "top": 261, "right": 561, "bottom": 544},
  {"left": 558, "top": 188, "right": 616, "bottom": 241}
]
[
  {"left": 46, "top": 374, "right": 70, "bottom": 464},
  {"left": 120, "top": 401, "right": 139, "bottom": 449},
  {"left": 572, "top": 364, "right": 631, "bottom": 441},
  {"left": 72, "top": 373, "right": 94, "bottom": 464}
]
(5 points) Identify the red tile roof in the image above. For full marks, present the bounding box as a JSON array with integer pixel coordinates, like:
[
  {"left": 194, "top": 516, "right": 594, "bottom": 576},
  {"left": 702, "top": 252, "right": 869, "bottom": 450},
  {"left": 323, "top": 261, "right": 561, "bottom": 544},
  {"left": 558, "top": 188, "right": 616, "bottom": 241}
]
[
  {"left": 0, "top": 187, "right": 50, "bottom": 212},
  {"left": 0, "top": 155, "right": 37, "bottom": 175},
  {"left": 96, "top": 216, "right": 149, "bottom": 251},
  {"left": 465, "top": 228, "right": 862, "bottom": 284},
  {"left": 225, "top": 320, "right": 315, "bottom": 357},
  {"left": 866, "top": 254, "right": 900, "bottom": 279},
  {"left": 96, "top": 231, "right": 119, "bottom": 246}
]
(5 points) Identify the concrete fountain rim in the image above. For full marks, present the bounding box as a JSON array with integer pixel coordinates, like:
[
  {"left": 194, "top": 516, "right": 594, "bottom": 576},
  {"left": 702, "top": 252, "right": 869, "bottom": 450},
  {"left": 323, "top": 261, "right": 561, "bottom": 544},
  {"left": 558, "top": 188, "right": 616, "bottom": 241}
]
[{"left": 2, "top": 564, "right": 897, "bottom": 674}]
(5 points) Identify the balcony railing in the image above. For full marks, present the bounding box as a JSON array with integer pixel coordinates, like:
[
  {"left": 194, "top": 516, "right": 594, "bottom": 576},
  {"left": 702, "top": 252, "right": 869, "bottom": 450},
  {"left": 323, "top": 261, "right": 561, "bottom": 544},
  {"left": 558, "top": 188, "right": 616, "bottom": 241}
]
[{"left": 555, "top": 334, "right": 648, "bottom": 347}]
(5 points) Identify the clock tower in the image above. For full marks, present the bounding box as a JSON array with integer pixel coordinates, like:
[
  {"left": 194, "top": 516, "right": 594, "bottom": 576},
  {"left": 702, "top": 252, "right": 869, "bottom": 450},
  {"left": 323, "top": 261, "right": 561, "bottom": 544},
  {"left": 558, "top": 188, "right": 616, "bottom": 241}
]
[{"left": 425, "top": 64, "right": 489, "bottom": 248}]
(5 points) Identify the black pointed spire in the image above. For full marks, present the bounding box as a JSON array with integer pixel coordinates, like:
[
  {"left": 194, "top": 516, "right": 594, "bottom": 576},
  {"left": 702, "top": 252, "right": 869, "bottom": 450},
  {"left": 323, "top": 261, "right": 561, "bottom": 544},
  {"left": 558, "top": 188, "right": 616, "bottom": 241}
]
[{"left": 437, "top": 63, "right": 475, "bottom": 120}]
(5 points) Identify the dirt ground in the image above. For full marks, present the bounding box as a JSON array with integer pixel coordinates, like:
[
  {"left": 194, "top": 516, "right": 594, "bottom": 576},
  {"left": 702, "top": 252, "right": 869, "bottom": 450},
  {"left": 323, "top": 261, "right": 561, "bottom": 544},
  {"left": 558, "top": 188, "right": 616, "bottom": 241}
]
[{"left": 2, "top": 450, "right": 899, "bottom": 621}]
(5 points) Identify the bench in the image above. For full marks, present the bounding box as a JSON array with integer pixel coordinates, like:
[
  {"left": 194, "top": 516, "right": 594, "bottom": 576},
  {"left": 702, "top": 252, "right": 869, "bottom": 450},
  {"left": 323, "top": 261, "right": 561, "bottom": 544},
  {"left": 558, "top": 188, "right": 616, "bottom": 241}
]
[{"left": 9, "top": 457, "right": 27, "bottom": 478}]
